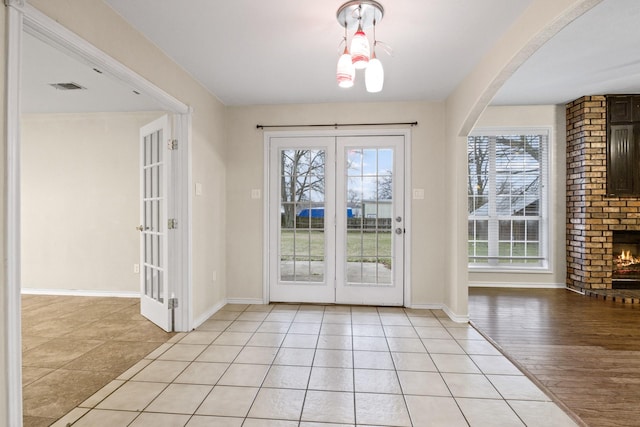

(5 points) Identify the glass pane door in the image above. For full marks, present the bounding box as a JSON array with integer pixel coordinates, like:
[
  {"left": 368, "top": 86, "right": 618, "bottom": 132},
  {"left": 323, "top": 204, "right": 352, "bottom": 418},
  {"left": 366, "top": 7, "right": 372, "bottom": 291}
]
[
  {"left": 139, "top": 115, "right": 171, "bottom": 331},
  {"left": 345, "top": 147, "right": 393, "bottom": 285},
  {"left": 269, "top": 137, "right": 335, "bottom": 303},
  {"left": 280, "top": 149, "right": 326, "bottom": 283},
  {"left": 268, "top": 134, "right": 404, "bottom": 306},
  {"left": 336, "top": 136, "right": 404, "bottom": 306},
  {"left": 143, "top": 128, "right": 164, "bottom": 302}
]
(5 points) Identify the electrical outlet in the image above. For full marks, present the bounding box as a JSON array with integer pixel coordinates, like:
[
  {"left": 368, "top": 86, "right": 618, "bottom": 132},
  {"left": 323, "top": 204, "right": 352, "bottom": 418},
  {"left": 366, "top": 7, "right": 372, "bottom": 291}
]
[
  {"left": 133, "top": 263, "right": 140, "bottom": 274},
  {"left": 412, "top": 188, "right": 425, "bottom": 199},
  {"left": 251, "top": 189, "right": 261, "bottom": 199}
]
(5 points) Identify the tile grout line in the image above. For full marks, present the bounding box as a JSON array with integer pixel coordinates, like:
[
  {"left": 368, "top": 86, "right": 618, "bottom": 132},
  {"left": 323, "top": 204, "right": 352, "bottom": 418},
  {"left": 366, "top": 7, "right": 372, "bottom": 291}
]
[
  {"left": 295, "top": 304, "right": 324, "bottom": 426},
  {"left": 351, "top": 306, "right": 357, "bottom": 426},
  {"left": 51, "top": 302, "right": 580, "bottom": 427},
  {"left": 243, "top": 303, "right": 302, "bottom": 424},
  {"left": 182, "top": 305, "right": 253, "bottom": 426}
]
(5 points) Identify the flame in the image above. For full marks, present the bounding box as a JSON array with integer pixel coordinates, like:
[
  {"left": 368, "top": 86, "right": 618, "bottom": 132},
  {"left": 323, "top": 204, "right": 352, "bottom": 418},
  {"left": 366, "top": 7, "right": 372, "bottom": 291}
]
[{"left": 616, "top": 250, "right": 640, "bottom": 267}]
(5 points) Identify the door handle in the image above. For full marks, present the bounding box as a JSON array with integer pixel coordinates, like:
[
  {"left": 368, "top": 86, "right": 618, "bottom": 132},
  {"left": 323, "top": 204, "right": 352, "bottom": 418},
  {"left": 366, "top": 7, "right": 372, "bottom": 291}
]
[
  {"left": 395, "top": 227, "right": 403, "bottom": 235},
  {"left": 136, "top": 225, "right": 149, "bottom": 232}
]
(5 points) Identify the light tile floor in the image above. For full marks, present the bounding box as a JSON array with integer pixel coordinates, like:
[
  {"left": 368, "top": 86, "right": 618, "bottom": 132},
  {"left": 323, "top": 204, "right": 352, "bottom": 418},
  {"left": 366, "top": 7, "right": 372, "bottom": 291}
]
[{"left": 54, "top": 304, "right": 579, "bottom": 426}]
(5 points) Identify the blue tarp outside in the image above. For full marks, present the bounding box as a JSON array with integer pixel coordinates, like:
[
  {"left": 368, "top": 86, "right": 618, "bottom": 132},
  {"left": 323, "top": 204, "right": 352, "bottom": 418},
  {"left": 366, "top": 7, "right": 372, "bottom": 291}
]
[{"left": 297, "top": 207, "right": 353, "bottom": 218}]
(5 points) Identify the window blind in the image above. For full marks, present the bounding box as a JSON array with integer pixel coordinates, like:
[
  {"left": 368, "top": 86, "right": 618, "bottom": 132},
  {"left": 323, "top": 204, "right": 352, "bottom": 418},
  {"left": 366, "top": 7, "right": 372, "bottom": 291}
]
[{"left": 468, "top": 129, "right": 549, "bottom": 268}]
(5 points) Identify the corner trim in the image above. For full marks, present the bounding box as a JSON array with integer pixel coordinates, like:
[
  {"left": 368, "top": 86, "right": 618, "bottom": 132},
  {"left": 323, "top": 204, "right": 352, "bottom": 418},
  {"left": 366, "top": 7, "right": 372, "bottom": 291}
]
[
  {"left": 5, "top": 4, "right": 23, "bottom": 426},
  {"left": 191, "top": 300, "right": 227, "bottom": 330},
  {"left": 442, "top": 305, "right": 470, "bottom": 323},
  {"left": 410, "top": 303, "right": 470, "bottom": 324}
]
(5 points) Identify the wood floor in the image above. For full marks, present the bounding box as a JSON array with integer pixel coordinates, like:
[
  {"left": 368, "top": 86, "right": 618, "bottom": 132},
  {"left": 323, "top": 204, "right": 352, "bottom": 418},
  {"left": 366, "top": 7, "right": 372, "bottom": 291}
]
[{"left": 469, "top": 288, "right": 640, "bottom": 427}]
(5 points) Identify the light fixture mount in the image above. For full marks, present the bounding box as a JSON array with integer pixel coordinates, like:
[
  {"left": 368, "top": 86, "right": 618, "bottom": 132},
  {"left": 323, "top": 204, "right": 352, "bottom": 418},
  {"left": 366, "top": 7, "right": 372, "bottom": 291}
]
[{"left": 336, "top": 0, "right": 384, "bottom": 30}]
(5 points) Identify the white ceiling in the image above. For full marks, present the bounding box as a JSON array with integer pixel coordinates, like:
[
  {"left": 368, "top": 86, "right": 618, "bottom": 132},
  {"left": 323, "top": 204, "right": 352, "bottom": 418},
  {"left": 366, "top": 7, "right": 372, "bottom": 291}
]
[
  {"left": 22, "top": 31, "right": 162, "bottom": 113},
  {"left": 492, "top": 0, "right": 640, "bottom": 105},
  {"left": 22, "top": 0, "right": 640, "bottom": 112},
  {"left": 102, "top": 0, "right": 533, "bottom": 105}
]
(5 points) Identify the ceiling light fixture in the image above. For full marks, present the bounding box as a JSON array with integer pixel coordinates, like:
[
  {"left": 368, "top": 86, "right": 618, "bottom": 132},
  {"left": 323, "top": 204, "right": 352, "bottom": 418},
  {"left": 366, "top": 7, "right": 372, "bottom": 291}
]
[{"left": 336, "top": 0, "right": 385, "bottom": 93}]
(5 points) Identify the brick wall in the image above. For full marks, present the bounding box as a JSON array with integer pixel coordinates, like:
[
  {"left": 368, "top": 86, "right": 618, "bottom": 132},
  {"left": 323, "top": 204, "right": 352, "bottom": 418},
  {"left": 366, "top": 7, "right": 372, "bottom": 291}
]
[{"left": 566, "top": 96, "right": 640, "bottom": 290}]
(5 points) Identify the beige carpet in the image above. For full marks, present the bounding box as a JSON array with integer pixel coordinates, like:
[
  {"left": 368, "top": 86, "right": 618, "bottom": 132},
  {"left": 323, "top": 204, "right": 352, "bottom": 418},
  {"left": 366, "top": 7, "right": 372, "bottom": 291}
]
[{"left": 21, "top": 294, "right": 174, "bottom": 427}]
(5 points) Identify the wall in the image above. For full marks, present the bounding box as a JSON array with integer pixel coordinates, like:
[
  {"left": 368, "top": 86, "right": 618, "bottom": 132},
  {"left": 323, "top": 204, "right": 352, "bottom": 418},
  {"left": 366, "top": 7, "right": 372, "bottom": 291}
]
[
  {"left": 225, "top": 102, "right": 448, "bottom": 308},
  {"left": 26, "top": 0, "right": 228, "bottom": 325},
  {"left": 469, "top": 105, "right": 567, "bottom": 287},
  {"left": 21, "top": 112, "right": 162, "bottom": 293}
]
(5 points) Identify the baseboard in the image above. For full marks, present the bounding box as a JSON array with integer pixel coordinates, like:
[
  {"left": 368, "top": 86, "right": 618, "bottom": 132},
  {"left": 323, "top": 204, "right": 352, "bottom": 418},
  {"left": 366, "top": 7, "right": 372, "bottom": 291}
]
[
  {"left": 21, "top": 288, "right": 139, "bottom": 298},
  {"left": 469, "top": 282, "right": 566, "bottom": 289},
  {"left": 409, "top": 303, "right": 445, "bottom": 310},
  {"left": 442, "top": 305, "right": 470, "bottom": 323},
  {"left": 226, "top": 298, "right": 265, "bottom": 305},
  {"left": 409, "top": 303, "right": 470, "bottom": 324},
  {"left": 192, "top": 299, "right": 228, "bottom": 330}
]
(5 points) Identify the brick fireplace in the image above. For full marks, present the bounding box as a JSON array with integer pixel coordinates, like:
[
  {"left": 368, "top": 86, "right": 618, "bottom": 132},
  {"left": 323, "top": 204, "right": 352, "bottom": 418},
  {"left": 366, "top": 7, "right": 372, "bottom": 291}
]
[{"left": 566, "top": 96, "right": 640, "bottom": 290}]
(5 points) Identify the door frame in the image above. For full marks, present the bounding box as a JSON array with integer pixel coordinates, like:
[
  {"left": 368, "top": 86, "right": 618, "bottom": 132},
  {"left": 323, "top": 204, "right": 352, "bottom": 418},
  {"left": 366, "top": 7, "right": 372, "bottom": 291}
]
[
  {"left": 5, "top": 2, "right": 193, "bottom": 424},
  {"left": 262, "top": 129, "right": 412, "bottom": 307}
]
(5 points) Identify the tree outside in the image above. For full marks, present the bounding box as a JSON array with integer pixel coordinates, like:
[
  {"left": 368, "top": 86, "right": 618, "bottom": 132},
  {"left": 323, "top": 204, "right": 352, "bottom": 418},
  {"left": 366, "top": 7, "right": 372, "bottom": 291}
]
[{"left": 280, "top": 149, "right": 325, "bottom": 228}]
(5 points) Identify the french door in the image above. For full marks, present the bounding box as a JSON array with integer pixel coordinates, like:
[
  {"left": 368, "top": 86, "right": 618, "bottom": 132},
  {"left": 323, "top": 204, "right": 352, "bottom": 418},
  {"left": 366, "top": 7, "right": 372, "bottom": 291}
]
[
  {"left": 268, "top": 134, "right": 405, "bottom": 306},
  {"left": 139, "top": 115, "right": 172, "bottom": 331}
]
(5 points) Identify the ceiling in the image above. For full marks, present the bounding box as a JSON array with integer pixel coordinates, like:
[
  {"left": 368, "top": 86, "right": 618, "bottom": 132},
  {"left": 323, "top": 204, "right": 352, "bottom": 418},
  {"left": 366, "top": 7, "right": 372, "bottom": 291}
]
[
  {"left": 102, "top": 0, "right": 534, "bottom": 105},
  {"left": 22, "top": 31, "right": 162, "bottom": 113},
  {"left": 22, "top": 0, "right": 640, "bottom": 112},
  {"left": 492, "top": 0, "right": 640, "bottom": 105}
]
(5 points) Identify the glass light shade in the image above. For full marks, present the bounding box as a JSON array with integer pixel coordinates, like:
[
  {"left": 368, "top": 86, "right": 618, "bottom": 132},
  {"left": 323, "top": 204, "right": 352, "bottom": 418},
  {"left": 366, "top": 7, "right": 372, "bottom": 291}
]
[
  {"left": 336, "top": 51, "right": 355, "bottom": 88},
  {"left": 365, "top": 57, "right": 384, "bottom": 93},
  {"left": 350, "top": 27, "right": 370, "bottom": 69}
]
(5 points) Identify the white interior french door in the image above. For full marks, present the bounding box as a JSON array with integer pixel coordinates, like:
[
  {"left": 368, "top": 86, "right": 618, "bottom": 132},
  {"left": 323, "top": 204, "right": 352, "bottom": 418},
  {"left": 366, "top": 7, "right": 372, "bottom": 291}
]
[
  {"left": 139, "top": 115, "right": 172, "bottom": 330},
  {"left": 336, "top": 136, "right": 405, "bottom": 305},
  {"left": 268, "top": 134, "right": 405, "bottom": 306}
]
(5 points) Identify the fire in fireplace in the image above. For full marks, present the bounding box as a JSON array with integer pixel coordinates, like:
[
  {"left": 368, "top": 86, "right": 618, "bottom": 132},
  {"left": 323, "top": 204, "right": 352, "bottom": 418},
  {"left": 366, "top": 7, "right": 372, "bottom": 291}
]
[{"left": 612, "top": 231, "right": 640, "bottom": 289}]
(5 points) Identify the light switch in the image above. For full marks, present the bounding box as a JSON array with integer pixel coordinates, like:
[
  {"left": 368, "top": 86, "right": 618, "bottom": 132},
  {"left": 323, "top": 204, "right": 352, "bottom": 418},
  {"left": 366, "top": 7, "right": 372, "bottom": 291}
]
[
  {"left": 195, "top": 182, "right": 203, "bottom": 196},
  {"left": 413, "top": 188, "right": 425, "bottom": 199},
  {"left": 251, "top": 189, "right": 261, "bottom": 199}
]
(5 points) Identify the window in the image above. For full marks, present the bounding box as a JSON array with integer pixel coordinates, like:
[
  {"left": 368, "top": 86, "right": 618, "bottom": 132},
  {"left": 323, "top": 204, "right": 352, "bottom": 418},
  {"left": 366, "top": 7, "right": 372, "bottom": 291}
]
[{"left": 468, "top": 129, "right": 549, "bottom": 268}]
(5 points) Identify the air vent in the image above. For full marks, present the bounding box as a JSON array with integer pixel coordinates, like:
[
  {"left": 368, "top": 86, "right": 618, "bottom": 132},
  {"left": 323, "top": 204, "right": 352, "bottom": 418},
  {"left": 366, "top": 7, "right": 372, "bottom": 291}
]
[{"left": 49, "top": 82, "right": 86, "bottom": 91}]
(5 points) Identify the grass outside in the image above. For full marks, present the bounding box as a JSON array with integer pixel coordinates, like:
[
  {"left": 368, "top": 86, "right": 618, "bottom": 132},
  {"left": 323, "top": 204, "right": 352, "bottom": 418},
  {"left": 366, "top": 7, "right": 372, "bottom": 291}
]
[
  {"left": 280, "top": 230, "right": 391, "bottom": 267},
  {"left": 469, "top": 241, "right": 539, "bottom": 264}
]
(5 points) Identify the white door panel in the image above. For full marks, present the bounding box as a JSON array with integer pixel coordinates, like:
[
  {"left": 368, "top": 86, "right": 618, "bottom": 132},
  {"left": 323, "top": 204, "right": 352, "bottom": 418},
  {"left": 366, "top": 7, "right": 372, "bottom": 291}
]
[
  {"left": 269, "top": 137, "right": 336, "bottom": 303},
  {"left": 140, "top": 115, "right": 171, "bottom": 330},
  {"left": 336, "top": 136, "right": 404, "bottom": 305}
]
